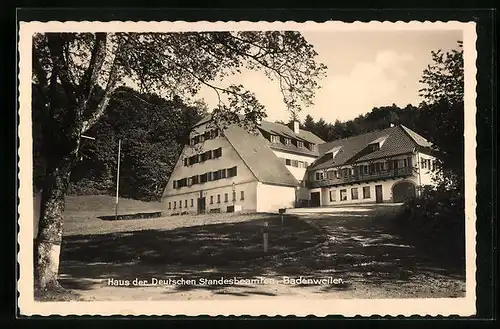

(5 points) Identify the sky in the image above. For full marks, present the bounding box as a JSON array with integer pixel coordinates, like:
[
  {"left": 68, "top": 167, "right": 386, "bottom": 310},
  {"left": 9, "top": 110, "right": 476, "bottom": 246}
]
[{"left": 195, "top": 29, "right": 462, "bottom": 124}]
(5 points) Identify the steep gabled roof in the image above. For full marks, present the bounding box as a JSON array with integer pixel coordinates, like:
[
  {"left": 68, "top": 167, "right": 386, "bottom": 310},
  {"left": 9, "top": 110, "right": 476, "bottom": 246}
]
[
  {"left": 193, "top": 114, "right": 324, "bottom": 157},
  {"left": 223, "top": 125, "right": 299, "bottom": 187},
  {"left": 257, "top": 120, "right": 325, "bottom": 144},
  {"left": 310, "top": 125, "right": 432, "bottom": 171}
]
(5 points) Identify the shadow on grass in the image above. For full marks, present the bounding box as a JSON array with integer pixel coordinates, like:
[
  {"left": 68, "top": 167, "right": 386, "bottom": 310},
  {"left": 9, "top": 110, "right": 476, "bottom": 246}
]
[
  {"left": 58, "top": 207, "right": 465, "bottom": 298},
  {"left": 98, "top": 211, "right": 162, "bottom": 221}
]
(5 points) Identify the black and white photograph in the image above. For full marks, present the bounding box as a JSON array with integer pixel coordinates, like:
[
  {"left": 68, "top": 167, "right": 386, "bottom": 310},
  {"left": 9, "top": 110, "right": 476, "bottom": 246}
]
[{"left": 18, "top": 20, "right": 477, "bottom": 316}]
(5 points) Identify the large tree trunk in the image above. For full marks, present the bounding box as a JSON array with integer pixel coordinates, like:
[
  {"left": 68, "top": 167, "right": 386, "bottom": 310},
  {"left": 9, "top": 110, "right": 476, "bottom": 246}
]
[{"left": 34, "top": 132, "right": 80, "bottom": 291}]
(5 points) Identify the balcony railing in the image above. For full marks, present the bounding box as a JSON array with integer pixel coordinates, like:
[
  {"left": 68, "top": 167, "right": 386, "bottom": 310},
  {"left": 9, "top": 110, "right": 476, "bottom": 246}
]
[{"left": 308, "top": 167, "right": 414, "bottom": 188}]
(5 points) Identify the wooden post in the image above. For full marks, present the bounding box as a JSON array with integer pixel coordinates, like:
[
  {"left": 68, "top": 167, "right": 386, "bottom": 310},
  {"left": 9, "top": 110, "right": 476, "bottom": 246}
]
[
  {"left": 115, "top": 139, "right": 121, "bottom": 220},
  {"left": 263, "top": 221, "right": 268, "bottom": 253}
]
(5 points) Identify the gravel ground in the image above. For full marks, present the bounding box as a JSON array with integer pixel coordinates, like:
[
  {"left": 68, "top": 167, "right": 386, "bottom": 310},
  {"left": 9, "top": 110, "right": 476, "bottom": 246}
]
[{"left": 56, "top": 196, "right": 466, "bottom": 301}]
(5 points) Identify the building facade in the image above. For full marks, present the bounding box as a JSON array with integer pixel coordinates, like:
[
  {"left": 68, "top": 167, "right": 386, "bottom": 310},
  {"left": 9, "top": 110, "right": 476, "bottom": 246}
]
[
  {"left": 306, "top": 125, "right": 438, "bottom": 206},
  {"left": 161, "top": 117, "right": 438, "bottom": 215},
  {"left": 161, "top": 116, "right": 324, "bottom": 215}
]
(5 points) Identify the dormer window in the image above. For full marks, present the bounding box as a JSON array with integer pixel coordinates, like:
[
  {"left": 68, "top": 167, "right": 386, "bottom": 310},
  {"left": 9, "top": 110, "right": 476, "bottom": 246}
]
[
  {"left": 368, "top": 143, "right": 380, "bottom": 151},
  {"left": 284, "top": 138, "right": 291, "bottom": 145},
  {"left": 270, "top": 135, "right": 280, "bottom": 143},
  {"left": 297, "top": 141, "right": 304, "bottom": 148}
]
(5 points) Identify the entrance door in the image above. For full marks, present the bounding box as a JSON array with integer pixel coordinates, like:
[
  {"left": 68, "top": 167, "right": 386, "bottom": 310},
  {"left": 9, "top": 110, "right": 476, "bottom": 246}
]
[
  {"left": 392, "top": 181, "right": 416, "bottom": 202},
  {"left": 375, "top": 185, "right": 383, "bottom": 203},
  {"left": 197, "top": 197, "right": 206, "bottom": 214},
  {"left": 310, "top": 192, "right": 321, "bottom": 207}
]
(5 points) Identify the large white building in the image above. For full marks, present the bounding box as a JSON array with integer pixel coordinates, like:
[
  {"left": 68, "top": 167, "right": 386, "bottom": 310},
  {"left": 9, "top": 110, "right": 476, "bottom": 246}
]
[
  {"left": 307, "top": 124, "right": 438, "bottom": 206},
  {"left": 161, "top": 116, "right": 324, "bottom": 215},
  {"left": 161, "top": 116, "right": 438, "bottom": 214}
]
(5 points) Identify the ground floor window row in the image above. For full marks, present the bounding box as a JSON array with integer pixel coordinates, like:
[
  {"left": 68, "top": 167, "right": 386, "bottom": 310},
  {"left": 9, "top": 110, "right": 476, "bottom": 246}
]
[
  {"left": 329, "top": 186, "right": 371, "bottom": 202},
  {"left": 173, "top": 166, "right": 238, "bottom": 189},
  {"left": 315, "top": 157, "right": 413, "bottom": 181},
  {"left": 168, "top": 190, "right": 245, "bottom": 210}
]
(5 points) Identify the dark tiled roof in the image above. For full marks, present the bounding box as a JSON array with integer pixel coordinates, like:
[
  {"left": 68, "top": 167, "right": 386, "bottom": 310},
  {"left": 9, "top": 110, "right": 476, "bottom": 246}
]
[
  {"left": 193, "top": 115, "right": 324, "bottom": 157},
  {"left": 258, "top": 120, "right": 324, "bottom": 145},
  {"left": 310, "top": 125, "right": 432, "bottom": 171},
  {"left": 223, "top": 125, "right": 299, "bottom": 187}
]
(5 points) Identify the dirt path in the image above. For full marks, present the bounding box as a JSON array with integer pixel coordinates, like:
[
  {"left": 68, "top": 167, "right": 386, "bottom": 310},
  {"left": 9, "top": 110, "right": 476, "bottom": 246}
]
[{"left": 59, "top": 204, "right": 465, "bottom": 301}]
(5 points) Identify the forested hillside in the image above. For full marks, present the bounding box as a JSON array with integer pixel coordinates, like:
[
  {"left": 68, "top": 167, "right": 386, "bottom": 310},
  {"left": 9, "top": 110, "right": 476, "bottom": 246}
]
[{"left": 33, "top": 86, "right": 205, "bottom": 201}]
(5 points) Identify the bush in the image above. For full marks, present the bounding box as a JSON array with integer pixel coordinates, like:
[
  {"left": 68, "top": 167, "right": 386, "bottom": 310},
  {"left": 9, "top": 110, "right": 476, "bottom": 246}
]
[{"left": 396, "top": 184, "right": 465, "bottom": 265}]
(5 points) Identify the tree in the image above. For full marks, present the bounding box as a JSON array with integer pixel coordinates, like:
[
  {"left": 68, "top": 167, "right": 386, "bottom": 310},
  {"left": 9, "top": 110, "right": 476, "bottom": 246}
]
[
  {"left": 418, "top": 41, "right": 464, "bottom": 192},
  {"left": 32, "top": 31, "right": 327, "bottom": 292},
  {"left": 66, "top": 87, "right": 205, "bottom": 201},
  {"left": 419, "top": 41, "right": 463, "bottom": 105},
  {"left": 303, "top": 114, "right": 315, "bottom": 131}
]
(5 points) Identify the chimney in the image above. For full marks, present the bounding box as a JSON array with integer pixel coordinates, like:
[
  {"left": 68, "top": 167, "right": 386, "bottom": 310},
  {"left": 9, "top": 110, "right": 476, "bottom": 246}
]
[{"left": 293, "top": 120, "right": 300, "bottom": 134}]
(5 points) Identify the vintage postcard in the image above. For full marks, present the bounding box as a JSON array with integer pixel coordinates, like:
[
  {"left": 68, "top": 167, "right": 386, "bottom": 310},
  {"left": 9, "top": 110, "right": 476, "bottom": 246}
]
[{"left": 18, "top": 20, "right": 477, "bottom": 316}]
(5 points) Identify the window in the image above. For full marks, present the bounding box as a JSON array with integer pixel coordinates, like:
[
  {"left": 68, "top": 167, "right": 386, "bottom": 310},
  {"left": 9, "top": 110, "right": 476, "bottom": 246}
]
[
  {"left": 232, "top": 191, "right": 236, "bottom": 201},
  {"left": 327, "top": 170, "right": 335, "bottom": 179},
  {"left": 340, "top": 189, "right": 347, "bottom": 201},
  {"left": 205, "top": 150, "right": 212, "bottom": 160},
  {"left": 292, "top": 160, "right": 299, "bottom": 167},
  {"left": 168, "top": 202, "right": 171, "bottom": 209},
  {"left": 393, "top": 160, "right": 399, "bottom": 169},
  {"left": 375, "top": 162, "right": 380, "bottom": 172},
  {"left": 240, "top": 191, "right": 245, "bottom": 200},
  {"left": 285, "top": 159, "right": 291, "bottom": 166},
  {"left": 369, "top": 163, "right": 376, "bottom": 173},
  {"left": 284, "top": 138, "right": 291, "bottom": 145},
  {"left": 220, "top": 168, "right": 227, "bottom": 179},
  {"left": 210, "top": 195, "right": 214, "bottom": 204},
  {"left": 369, "top": 143, "right": 380, "bottom": 151},
  {"left": 200, "top": 173, "right": 208, "bottom": 183},
  {"left": 173, "top": 201, "right": 176, "bottom": 209},
  {"left": 329, "top": 190, "right": 336, "bottom": 202},
  {"left": 207, "top": 172, "right": 213, "bottom": 181},
  {"left": 427, "top": 159, "right": 431, "bottom": 169},
  {"left": 189, "top": 155, "right": 198, "bottom": 165},
  {"left": 173, "top": 180, "right": 177, "bottom": 189},
  {"left": 212, "top": 170, "right": 220, "bottom": 180},
  {"left": 297, "top": 141, "right": 304, "bottom": 148},
  {"left": 185, "top": 200, "right": 188, "bottom": 208},
  {"left": 315, "top": 172, "right": 324, "bottom": 180},
  {"left": 432, "top": 160, "right": 437, "bottom": 171},
  {"left": 421, "top": 158, "right": 427, "bottom": 169},
  {"left": 177, "top": 178, "right": 187, "bottom": 188},
  {"left": 179, "top": 201, "right": 182, "bottom": 209},
  {"left": 191, "top": 175, "right": 199, "bottom": 185},
  {"left": 403, "top": 158, "right": 408, "bottom": 167},
  {"left": 213, "top": 147, "right": 222, "bottom": 158},
  {"left": 363, "top": 186, "right": 371, "bottom": 199},
  {"left": 224, "top": 193, "right": 228, "bottom": 203},
  {"left": 200, "top": 152, "right": 207, "bottom": 162},
  {"left": 363, "top": 165, "right": 369, "bottom": 174},
  {"left": 210, "top": 129, "right": 219, "bottom": 139},
  {"left": 199, "top": 135, "right": 205, "bottom": 143},
  {"left": 380, "top": 162, "right": 385, "bottom": 171},
  {"left": 191, "top": 199, "right": 194, "bottom": 207},
  {"left": 309, "top": 144, "right": 316, "bottom": 151},
  {"left": 270, "top": 135, "right": 280, "bottom": 143},
  {"left": 203, "top": 131, "right": 211, "bottom": 141},
  {"left": 183, "top": 158, "right": 188, "bottom": 166},
  {"left": 217, "top": 194, "right": 221, "bottom": 203},
  {"left": 227, "top": 166, "right": 238, "bottom": 177},
  {"left": 351, "top": 188, "right": 358, "bottom": 200},
  {"left": 298, "top": 161, "right": 305, "bottom": 168}
]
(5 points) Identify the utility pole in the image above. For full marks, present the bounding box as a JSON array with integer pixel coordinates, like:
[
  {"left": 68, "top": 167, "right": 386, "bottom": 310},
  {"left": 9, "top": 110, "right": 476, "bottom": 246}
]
[{"left": 115, "top": 139, "right": 122, "bottom": 220}]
